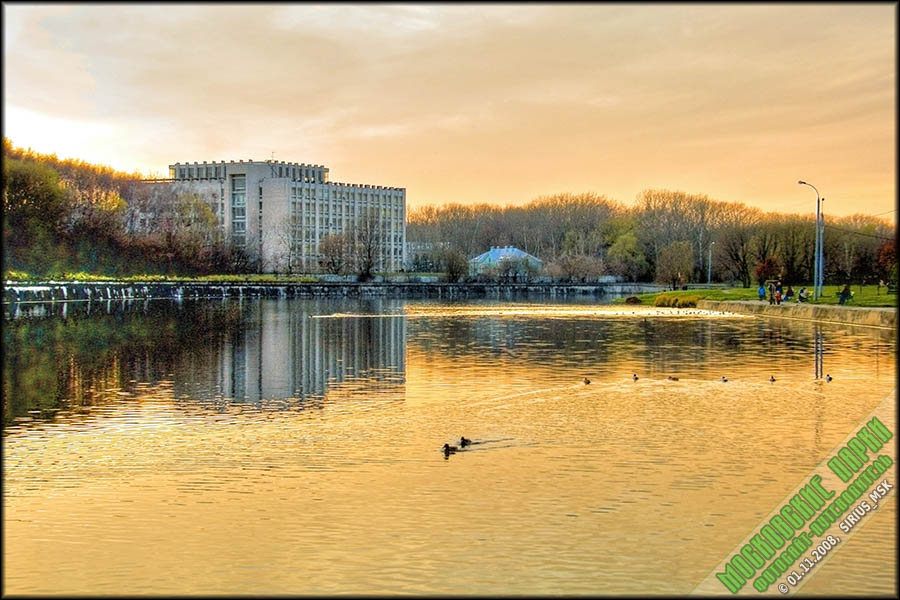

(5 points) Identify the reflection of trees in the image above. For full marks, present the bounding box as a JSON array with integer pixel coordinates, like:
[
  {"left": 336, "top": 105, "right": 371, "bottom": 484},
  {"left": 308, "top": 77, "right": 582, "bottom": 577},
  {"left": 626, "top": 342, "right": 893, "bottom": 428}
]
[
  {"left": 3, "top": 298, "right": 408, "bottom": 427},
  {"left": 407, "top": 314, "right": 894, "bottom": 375},
  {"left": 3, "top": 301, "right": 247, "bottom": 426}
]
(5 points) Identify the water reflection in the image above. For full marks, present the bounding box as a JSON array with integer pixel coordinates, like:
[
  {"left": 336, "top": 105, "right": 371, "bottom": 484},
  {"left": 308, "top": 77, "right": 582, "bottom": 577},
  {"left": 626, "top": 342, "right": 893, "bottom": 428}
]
[
  {"left": 3, "top": 298, "right": 406, "bottom": 426},
  {"left": 3, "top": 298, "right": 896, "bottom": 595},
  {"left": 178, "top": 298, "right": 405, "bottom": 404},
  {"left": 815, "top": 323, "right": 824, "bottom": 379},
  {"left": 5, "top": 298, "right": 894, "bottom": 428}
]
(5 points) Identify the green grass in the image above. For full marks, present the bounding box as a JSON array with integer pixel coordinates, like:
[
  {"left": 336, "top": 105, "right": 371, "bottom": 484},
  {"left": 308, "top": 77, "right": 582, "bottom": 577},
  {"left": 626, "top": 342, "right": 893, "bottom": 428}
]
[
  {"left": 616, "top": 285, "right": 897, "bottom": 308},
  {"left": 812, "top": 284, "right": 898, "bottom": 307}
]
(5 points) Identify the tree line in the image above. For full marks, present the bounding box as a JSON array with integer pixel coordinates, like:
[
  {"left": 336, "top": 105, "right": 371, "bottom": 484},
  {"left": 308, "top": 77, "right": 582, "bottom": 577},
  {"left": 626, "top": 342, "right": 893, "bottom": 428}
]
[
  {"left": 2, "top": 139, "right": 388, "bottom": 278},
  {"left": 408, "top": 191, "right": 896, "bottom": 287},
  {"left": 3, "top": 137, "right": 896, "bottom": 286},
  {"left": 3, "top": 138, "right": 255, "bottom": 276}
]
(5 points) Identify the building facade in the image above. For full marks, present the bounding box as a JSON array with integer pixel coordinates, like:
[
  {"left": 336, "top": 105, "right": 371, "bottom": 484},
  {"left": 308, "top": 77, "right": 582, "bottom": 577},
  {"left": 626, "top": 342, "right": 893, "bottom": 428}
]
[{"left": 160, "top": 159, "right": 406, "bottom": 273}]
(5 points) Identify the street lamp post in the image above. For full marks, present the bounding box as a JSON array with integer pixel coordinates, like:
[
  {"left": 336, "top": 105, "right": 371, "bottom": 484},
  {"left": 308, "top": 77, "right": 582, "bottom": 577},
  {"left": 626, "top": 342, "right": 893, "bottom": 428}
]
[
  {"left": 798, "top": 181, "right": 821, "bottom": 300},
  {"left": 708, "top": 241, "right": 715, "bottom": 285},
  {"left": 818, "top": 198, "right": 825, "bottom": 298}
]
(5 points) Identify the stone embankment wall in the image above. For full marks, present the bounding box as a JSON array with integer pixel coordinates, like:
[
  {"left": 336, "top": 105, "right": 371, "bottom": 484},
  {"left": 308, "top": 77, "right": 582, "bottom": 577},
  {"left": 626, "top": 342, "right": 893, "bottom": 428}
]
[
  {"left": 4, "top": 281, "right": 665, "bottom": 304},
  {"left": 697, "top": 300, "right": 897, "bottom": 329}
]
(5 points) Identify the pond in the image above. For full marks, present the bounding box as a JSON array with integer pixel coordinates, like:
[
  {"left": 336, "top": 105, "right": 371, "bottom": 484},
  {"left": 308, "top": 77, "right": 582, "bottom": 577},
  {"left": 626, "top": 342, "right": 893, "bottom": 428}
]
[{"left": 3, "top": 297, "right": 896, "bottom": 595}]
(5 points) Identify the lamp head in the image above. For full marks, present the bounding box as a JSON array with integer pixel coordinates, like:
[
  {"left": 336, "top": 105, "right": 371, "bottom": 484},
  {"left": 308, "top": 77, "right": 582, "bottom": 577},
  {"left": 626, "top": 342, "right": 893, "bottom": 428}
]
[{"left": 798, "top": 180, "right": 806, "bottom": 185}]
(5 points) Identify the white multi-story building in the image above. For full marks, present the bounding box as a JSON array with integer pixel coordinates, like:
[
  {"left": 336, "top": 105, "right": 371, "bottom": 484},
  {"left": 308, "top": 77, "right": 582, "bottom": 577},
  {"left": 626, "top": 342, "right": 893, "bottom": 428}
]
[{"left": 161, "top": 159, "right": 406, "bottom": 273}]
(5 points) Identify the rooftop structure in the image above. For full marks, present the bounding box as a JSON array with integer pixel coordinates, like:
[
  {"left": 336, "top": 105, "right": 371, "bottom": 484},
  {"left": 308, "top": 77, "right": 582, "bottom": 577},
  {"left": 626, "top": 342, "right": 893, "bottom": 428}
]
[{"left": 469, "top": 246, "right": 542, "bottom": 276}]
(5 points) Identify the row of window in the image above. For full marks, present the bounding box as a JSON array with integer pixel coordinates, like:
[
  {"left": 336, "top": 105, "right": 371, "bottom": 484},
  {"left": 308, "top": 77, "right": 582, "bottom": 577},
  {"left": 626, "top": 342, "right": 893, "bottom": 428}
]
[
  {"left": 291, "top": 186, "right": 403, "bottom": 205},
  {"left": 290, "top": 205, "right": 403, "bottom": 222},
  {"left": 232, "top": 175, "right": 246, "bottom": 247},
  {"left": 172, "top": 164, "right": 328, "bottom": 183}
]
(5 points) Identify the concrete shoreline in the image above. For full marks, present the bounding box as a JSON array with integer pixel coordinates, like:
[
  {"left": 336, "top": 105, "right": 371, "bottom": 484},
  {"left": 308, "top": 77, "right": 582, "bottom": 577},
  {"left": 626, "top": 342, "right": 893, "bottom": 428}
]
[
  {"left": 697, "top": 299, "right": 897, "bottom": 329},
  {"left": 3, "top": 281, "right": 666, "bottom": 304}
]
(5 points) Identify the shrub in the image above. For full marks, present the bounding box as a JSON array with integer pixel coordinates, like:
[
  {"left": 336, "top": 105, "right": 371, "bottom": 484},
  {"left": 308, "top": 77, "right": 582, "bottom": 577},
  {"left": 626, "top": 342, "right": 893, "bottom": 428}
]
[
  {"left": 675, "top": 295, "right": 699, "bottom": 308},
  {"left": 654, "top": 294, "right": 698, "bottom": 308},
  {"left": 654, "top": 294, "right": 676, "bottom": 307},
  {"left": 3, "top": 269, "right": 32, "bottom": 281}
]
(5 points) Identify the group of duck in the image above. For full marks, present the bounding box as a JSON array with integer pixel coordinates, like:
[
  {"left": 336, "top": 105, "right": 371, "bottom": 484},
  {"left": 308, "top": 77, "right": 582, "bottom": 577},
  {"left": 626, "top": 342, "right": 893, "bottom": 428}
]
[
  {"left": 442, "top": 436, "right": 472, "bottom": 456},
  {"left": 581, "top": 373, "right": 833, "bottom": 385},
  {"left": 446, "top": 373, "right": 835, "bottom": 455}
]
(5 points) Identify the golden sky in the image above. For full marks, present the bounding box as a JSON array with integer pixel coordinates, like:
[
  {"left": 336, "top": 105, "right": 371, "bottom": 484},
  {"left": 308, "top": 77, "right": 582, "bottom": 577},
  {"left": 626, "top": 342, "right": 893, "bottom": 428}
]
[{"left": 3, "top": 4, "right": 896, "bottom": 219}]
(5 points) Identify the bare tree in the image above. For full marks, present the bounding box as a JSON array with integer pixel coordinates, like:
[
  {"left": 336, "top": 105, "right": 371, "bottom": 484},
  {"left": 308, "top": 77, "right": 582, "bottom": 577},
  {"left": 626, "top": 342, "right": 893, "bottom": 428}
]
[
  {"left": 351, "top": 208, "right": 383, "bottom": 281},
  {"left": 319, "top": 233, "right": 352, "bottom": 275},
  {"left": 272, "top": 214, "right": 302, "bottom": 274},
  {"left": 772, "top": 215, "right": 814, "bottom": 284},
  {"left": 715, "top": 204, "right": 762, "bottom": 287},
  {"left": 440, "top": 247, "right": 469, "bottom": 282}
]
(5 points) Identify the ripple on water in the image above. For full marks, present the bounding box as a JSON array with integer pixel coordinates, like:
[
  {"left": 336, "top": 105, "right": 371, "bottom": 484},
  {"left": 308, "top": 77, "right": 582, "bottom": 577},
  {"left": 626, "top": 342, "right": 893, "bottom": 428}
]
[{"left": 2, "top": 298, "right": 895, "bottom": 595}]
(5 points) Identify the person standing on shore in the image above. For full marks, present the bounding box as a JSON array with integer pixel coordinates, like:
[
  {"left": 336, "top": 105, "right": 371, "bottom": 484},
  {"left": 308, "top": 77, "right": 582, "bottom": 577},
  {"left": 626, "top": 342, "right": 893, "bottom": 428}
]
[
  {"left": 839, "top": 284, "right": 852, "bottom": 305},
  {"left": 768, "top": 281, "right": 776, "bottom": 305},
  {"left": 758, "top": 283, "right": 766, "bottom": 301}
]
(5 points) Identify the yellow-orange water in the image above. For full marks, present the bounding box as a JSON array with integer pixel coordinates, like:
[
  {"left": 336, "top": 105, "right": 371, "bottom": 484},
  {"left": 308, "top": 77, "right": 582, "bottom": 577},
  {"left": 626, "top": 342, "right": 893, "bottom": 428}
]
[{"left": 3, "top": 298, "right": 896, "bottom": 594}]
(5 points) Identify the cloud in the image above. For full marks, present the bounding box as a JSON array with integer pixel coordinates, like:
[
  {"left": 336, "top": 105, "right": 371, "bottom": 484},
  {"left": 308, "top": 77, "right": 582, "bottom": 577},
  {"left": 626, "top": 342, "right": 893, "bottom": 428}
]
[{"left": 2, "top": 4, "right": 894, "bottom": 217}]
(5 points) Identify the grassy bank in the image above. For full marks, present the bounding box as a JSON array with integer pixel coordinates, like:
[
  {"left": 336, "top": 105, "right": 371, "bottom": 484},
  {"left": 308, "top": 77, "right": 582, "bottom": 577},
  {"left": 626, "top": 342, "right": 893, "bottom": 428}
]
[
  {"left": 3, "top": 270, "right": 446, "bottom": 284},
  {"left": 615, "top": 285, "right": 897, "bottom": 308}
]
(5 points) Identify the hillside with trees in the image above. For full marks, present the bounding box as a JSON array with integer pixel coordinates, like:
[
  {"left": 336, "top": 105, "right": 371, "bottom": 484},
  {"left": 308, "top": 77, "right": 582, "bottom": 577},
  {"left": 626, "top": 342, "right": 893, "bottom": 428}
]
[{"left": 3, "top": 138, "right": 250, "bottom": 277}]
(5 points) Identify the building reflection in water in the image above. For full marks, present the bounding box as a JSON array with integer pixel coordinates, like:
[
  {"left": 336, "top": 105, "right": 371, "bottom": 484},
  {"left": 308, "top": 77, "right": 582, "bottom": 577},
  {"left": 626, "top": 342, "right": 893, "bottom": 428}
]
[{"left": 193, "top": 298, "right": 407, "bottom": 403}]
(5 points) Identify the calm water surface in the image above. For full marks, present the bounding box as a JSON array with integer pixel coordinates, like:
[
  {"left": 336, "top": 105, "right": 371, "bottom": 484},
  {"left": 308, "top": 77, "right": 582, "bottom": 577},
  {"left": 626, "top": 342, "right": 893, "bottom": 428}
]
[{"left": 3, "top": 297, "right": 896, "bottom": 595}]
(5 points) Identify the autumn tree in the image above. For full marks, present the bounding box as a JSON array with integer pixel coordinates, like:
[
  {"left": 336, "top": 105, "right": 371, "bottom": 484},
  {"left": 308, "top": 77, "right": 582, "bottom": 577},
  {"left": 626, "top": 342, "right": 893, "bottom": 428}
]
[
  {"left": 754, "top": 257, "right": 781, "bottom": 285},
  {"left": 876, "top": 240, "right": 896, "bottom": 283}
]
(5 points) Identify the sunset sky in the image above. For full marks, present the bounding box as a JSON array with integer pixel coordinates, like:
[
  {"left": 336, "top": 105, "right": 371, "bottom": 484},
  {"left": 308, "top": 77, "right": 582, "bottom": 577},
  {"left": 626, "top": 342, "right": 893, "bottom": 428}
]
[{"left": 3, "top": 4, "right": 896, "bottom": 220}]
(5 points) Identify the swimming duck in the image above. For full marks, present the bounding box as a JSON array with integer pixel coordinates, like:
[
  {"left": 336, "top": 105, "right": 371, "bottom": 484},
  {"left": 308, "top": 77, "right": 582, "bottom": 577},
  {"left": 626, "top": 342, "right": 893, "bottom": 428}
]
[
  {"left": 825, "top": 374, "right": 833, "bottom": 382},
  {"left": 632, "top": 373, "right": 639, "bottom": 381},
  {"left": 460, "top": 436, "right": 472, "bottom": 447},
  {"left": 442, "top": 443, "right": 458, "bottom": 455},
  {"left": 721, "top": 376, "right": 728, "bottom": 382},
  {"left": 583, "top": 377, "right": 591, "bottom": 385},
  {"left": 667, "top": 375, "right": 679, "bottom": 381},
  {"left": 769, "top": 376, "right": 776, "bottom": 383}
]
